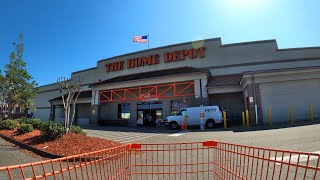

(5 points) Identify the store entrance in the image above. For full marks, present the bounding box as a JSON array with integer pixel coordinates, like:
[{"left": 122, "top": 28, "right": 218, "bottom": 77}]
[{"left": 137, "top": 101, "right": 163, "bottom": 126}]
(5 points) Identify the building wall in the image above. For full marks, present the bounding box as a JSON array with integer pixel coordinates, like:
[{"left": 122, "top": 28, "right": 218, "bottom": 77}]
[
  {"left": 33, "top": 38, "right": 320, "bottom": 124},
  {"left": 209, "top": 92, "right": 245, "bottom": 125},
  {"left": 54, "top": 106, "right": 64, "bottom": 122},
  {"left": 210, "top": 59, "right": 320, "bottom": 76},
  {"left": 99, "top": 95, "right": 208, "bottom": 126},
  {"left": 259, "top": 79, "right": 320, "bottom": 124},
  {"left": 77, "top": 103, "right": 91, "bottom": 119},
  {"left": 33, "top": 108, "right": 51, "bottom": 121},
  {"left": 95, "top": 39, "right": 320, "bottom": 83},
  {"left": 34, "top": 83, "right": 91, "bottom": 121},
  {"left": 33, "top": 89, "right": 60, "bottom": 120},
  {"left": 71, "top": 68, "right": 98, "bottom": 85}
]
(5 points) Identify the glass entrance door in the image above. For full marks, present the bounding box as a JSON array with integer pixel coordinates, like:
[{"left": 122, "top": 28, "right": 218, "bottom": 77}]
[{"left": 137, "top": 101, "right": 163, "bottom": 126}]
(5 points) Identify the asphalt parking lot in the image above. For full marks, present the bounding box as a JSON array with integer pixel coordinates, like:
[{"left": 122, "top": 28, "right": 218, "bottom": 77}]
[
  {"left": 1, "top": 123, "right": 319, "bottom": 179},
  {"left": 0, "top": 138, "right": 44, "bottom": 167},
  {"left": 84, "top": 123, "right": 320, "bottom": 152}
]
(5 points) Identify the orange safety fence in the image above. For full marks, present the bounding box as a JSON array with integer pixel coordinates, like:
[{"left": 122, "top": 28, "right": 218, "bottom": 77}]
[{"left": 0, "top": 141, "right": 319, "bottom": 180}]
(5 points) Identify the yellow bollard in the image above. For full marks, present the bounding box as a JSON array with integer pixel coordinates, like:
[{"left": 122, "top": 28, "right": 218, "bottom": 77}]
[
  {"left": 223, "top": 111, "right": 227, "bottom": 129},
  {"left": 290, "top": 106, "right": 294, "bottom": 125},
  {"left": 242, "top": 111, "right": 245, "bottom": 127},
  {"left": 268, "top": 107, "right": 272, "bottom": 128},
  {"left": 310, "top": 104, "right": 314, "bottom": 122},
  {"left": 245, "top": 110, "right": 250, "bottom": 128}
]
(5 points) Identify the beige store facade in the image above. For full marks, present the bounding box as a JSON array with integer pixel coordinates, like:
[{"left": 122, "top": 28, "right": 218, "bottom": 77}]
[{"left": 34, "top": 38, "right": 320, "bottom": 126}]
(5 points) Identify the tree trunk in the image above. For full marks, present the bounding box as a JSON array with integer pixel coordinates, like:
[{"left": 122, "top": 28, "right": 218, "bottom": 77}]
[
  {"left": 8, "top": 103, "right": 14, "bottom": 119},
  {"left": 70, "top": 104, "right": 76, "bottom": 128}
]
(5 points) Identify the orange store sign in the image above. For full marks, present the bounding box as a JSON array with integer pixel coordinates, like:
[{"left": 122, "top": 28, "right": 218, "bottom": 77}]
[{"left": 105, "top": 47, "right": 205, "bottom": 72}]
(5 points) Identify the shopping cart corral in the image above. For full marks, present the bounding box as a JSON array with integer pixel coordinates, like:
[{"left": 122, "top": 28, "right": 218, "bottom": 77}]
[{"left": 0, "top": 141, "right": 319, "bottom": 180}]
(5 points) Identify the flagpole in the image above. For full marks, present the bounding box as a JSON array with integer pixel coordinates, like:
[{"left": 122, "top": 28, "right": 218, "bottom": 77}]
[{"left": 148, "top": 34, "right": 149, "bottom": 49}]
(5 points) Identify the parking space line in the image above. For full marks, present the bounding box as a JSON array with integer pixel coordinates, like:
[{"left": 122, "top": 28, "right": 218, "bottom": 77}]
[
  {"left": 121, "top": 134, "right": 164, "bottom": 143},
  {"left": 109, "top": 134, "right": 151, "bottom": 141},
  {"left": 168, "top": 131, "right": 189, "bottom": 137},
  {"left": 270, "top": 151, "right": 320, "bottom": 164},
  {"left": 84, "top": 128, "right": 178, "bottom": 143}
]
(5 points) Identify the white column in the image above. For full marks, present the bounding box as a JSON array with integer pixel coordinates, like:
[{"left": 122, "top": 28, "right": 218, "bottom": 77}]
[
  {"left": 91, "top": 90, "right": 99, "bottom": 105},
  {"left": 201, "top": 78, "right": 208, "bottom": 98},
  {"left": 194, "top": 79, "right": 201, "bottom": 98}
]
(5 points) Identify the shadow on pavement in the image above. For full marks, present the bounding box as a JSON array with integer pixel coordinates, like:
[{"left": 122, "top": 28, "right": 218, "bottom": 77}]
[
  {"left": 80, "top": 120, "right": 319, "bottom": 134},
  {"left": 80, "top": 125, "right": 180, "bottom": 134},
  {"left": 232, "top": 120, "right": 320, "bottom": 132}
]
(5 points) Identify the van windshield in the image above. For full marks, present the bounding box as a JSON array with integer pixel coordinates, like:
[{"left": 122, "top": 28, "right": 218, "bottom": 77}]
[{"left": 175, "top": 109, "right": 186, "bottom": 116}]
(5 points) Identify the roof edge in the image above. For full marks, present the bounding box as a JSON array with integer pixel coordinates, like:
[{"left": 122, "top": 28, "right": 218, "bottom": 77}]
[
  {"left": 242, "top": 65, "right": 320, "bottom": 75},
  {"left": 72, "top": 67, "right": 98, "bottom": 74},
  {"left": 220, "top": 39, "right": 277, "bottom": 48},
  {"left": 277, "top": 46, "right": 320, "bottom": 51},
  {"left": 97, "top": 38, "right": 222, "bottom": 63}
]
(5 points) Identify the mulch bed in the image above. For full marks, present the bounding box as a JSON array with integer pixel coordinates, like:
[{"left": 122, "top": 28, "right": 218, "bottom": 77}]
[{"left": 0, "top": 130, "right": 122, "bottom": 157}]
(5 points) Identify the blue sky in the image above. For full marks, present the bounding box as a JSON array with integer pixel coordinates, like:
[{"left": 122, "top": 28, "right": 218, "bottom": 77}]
[{"left": 0, "top": 0, "right": 319, "bottom": 86}]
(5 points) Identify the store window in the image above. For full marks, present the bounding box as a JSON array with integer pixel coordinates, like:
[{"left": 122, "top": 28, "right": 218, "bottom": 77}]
[
  {"left": 170, "top": 100, "right": 184, "bottom": 115},
  {"left": 118, "top": 103, "right": 130, "bottom": 119}
]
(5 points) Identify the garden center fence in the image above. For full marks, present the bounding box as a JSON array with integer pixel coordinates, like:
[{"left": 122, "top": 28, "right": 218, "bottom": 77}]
[{"left": 0, "top": 141, "right": 319, "bottom": 180}]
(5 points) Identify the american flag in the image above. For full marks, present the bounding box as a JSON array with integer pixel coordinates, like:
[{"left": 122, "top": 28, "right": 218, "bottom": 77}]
[{"left": 133, "top": 35, "right": 148, "bottom": 43}]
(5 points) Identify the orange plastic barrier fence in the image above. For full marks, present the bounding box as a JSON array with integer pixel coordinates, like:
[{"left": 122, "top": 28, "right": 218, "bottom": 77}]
[{"left": 0, "top": 141, "right": 319, "bottom": 180}]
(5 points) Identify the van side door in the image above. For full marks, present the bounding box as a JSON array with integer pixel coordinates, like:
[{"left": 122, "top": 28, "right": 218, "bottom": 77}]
[{"left": 212, "top": 106, "right": 223, "bottom": 123}]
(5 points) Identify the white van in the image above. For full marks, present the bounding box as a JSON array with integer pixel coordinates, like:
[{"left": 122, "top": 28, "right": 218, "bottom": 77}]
[{"left": 165, "top": 106, "right": 224, "bottom": 129}]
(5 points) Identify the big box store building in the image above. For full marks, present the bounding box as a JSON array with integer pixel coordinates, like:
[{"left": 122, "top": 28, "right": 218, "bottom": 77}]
[{"left": 34, "top": 38, "right": 320, "bottom": 127}]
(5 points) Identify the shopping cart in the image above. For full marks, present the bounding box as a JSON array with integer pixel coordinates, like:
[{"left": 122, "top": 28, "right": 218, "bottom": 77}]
[{"left": 0, "top": 141, "right": 319, "bottom": 179}]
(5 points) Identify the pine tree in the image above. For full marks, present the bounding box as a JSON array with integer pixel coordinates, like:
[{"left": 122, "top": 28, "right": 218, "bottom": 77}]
[{"left": 0, "top": 34, "right": 38, "bottom": 116}]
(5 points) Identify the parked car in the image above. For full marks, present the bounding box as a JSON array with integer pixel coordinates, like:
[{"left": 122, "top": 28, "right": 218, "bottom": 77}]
[{"left": 165, "top": 106, "right": 225, "bottom": 129}]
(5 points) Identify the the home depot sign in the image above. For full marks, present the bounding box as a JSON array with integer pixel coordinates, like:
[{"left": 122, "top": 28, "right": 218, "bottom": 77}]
[{"left": 105, "top": 47, "right": 205, "bottom": 72}]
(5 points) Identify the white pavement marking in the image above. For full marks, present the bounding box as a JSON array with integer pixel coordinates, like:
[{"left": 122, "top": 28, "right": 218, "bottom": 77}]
[
  {"left": 270, "top": 151, "right": 320, "bottom": 164},
  {"left": 85, "top": 129, "right": 174, "bottom": 143},
  {"left": 110, "top": 134, "right": 150, "bottom": 141},
  {"left": 121, "top": 133, "right": 164, "bottom": 143},
  {"left": 168, "top": 131, "right": 189, "bottom": 137}
]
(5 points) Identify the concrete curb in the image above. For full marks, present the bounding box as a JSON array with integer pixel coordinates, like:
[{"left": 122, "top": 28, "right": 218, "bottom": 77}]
[{"left": 0, "top": 133, "right": 63, "bottom": 159}]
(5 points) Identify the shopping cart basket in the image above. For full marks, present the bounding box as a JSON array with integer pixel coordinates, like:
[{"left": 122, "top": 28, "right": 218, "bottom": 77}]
[{"left": 0, "top": 141, "right": 319, "bottom": 179}]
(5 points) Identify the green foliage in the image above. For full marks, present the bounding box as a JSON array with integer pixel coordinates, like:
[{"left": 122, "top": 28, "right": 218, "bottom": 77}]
[
  {"left": 16, "top": 118, "right": 42, "bottom": 130},
  {"left": 70, "top": 125, "right": 87, "bottom": 135},
  {"left": 16, "top": 118, "right": 27, "bottom": 124},
  {"left": 0, "top": 34, "right": 38, "bottom": 114},
  {"left": 0, "top": 115, "right": 6, "bottom": 120},
  {"left": 18, "top": 123, "right": 34, "bottom": 134},
  {"left": 0, "top": 119, "right": 19, "bottom": 130},
  {"left": 40, "top": 121, "right": 66, "bottom": 139}
]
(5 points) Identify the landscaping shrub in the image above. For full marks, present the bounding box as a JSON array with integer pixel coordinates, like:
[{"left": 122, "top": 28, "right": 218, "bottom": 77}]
[
  {"left": 70, "top": 125, "right": 87, "bottom": 135},
  {"left": 16, "top": 118, "right": 43, "bottom": 130},
  {"left": 0, "top": 115, "right": 6, "bottom": 120},
  {"left": 0, "top": 120, "right": 19, "bottom": 130},
  {"left": 16, "top": 118, "right": 26, "bottom": 124},
  {"left": 41, "top": 121, "right": 66, "bottom": 139},
  {"left": 18, "top": 123, "right": 34, "bottom": 134}
]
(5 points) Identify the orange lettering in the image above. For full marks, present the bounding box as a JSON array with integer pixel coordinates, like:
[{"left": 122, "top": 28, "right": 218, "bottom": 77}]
[
  {"left": 105, "top": 64, "right": 110, "bottom": 72},
  {"left": 153, "top": 54, "right": 160, "bottom": 64},
  {"left": 112, "top": 63, "right": 118, "bottom": 71},
  {"left": 172, "top": 51, "right": 178, "bottom": 61},
  {"left": 142, "top": 56, "right": 151, "bottom": 65},
  {"left": 164, "top": 52, "right": 173, "bottom": 63},
  {"left": 199, "top": 47, "right": 205, "bottom": 58},
  {"left": 179, "top": 50, "right": 189, "bottom": 60},
  {"left": 137, "top": 58, "right": 142, "bottom": 67},
  {"left": 127, "top": 59, "right": 135, "bottom": 68},
  {"left": 189, "top": 49, "right": 197, "bottom": 59},
  {"left": 119, "top": 61, "right": 124, "bottom": 70}
]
